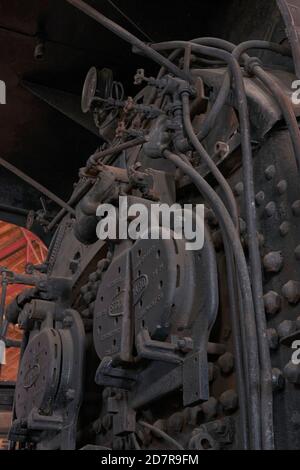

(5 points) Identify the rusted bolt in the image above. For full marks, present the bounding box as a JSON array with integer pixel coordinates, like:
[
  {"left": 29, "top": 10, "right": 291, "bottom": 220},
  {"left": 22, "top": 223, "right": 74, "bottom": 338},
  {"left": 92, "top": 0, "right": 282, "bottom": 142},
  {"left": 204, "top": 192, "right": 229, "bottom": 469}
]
[
  {"left": 263, "top": 252, "right": 283, "bottom": 273},
  {"left": 167, "top": 412, "right": 184, "bottom": 434},
  {"left": 255, "top": 191, "right": 265, "bottom": 206},
  {"left": 282, "top": 281, "right": 300, "bottom": 304},
  {"left": 263, "top": 291, "right": 282, "bottom": 316},
  {"left": 265, "top": 165, "right": 276, "bottom": 180},
  {"left": 234, "top": 182, "right": 244, "bottom": 196},
  {"left": 265, "top": 202, "right": 276, "bottom": 218},
  {"left": 279, "top": 221, "right": 290, "bottom": 237},
  {"left": 218, "top": 352, "right": 234, "bottom": 375},
  {"left": 276, "top": 180, "right": 288, "bottom": 195},
  {"left": 84, "top": 292, "right": 96, "bottom": 304},
  {"left": 89, "top": 272, "right": 100, "bottom": 283},
  {"left": 219, "top": 390, "right": 238, "bottom": 413}
]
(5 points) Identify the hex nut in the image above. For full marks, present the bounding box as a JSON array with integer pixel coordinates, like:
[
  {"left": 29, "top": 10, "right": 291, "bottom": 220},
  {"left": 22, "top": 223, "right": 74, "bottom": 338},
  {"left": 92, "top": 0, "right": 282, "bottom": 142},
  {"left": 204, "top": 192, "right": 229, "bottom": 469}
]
[
  {"left": 263, "top": 252, "right": 283, "bottom": 273},
  {"left": 218, "top": 352, "right": 234, "bottom": 375},
  {"left": 282, "top": 281, "right": 300, "bottom": 304},
  {"left": 264, "top": 291, "right": 282, "bottom": 316},
  {"left": 219, "top": 390, "right": 238, "bottom": 413}
]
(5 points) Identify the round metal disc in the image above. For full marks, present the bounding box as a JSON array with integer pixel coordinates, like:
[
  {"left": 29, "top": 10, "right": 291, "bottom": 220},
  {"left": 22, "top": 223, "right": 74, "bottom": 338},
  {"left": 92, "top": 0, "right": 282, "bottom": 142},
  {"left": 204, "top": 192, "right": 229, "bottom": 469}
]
[
  {"left": 81, "top": 67, "right": 98, "bottom": 113},
  {"left": 81, "top": 67, "right": 113, "bottom": 113},
  {"left": 15, "top": 329, "right": 62, "bottom": 420}
]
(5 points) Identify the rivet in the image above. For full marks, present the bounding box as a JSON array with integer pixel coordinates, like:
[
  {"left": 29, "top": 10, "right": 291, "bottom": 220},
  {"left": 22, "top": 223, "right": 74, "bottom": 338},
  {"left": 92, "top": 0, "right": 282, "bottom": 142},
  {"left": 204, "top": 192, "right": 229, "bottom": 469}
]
[
  {"left": 265, "top": 165, "right": 276, "bottom": 180},
  {"left": 218, "top": 352, "right": 234, "bottom": 375},
  {"left": 279, "top": 221, "right": 290, "bottom": 237},
  {"left": 167, "top": 412, "right": 184, "bottom": 434},
  {"left": 219, "top": 390, "right": 238, "bottom": 413},
  {"left": 282, "top": 281, "right": 300, "bottom": 304},
  {"left": 264, "top": 291, "right": 282, "bottom": 316},
  {"left": 234, "top": 182, "right": 244, "bottom": 196},
  {"left": 255, "top": 191, "right": 265, "bottom": 206},
  {"left": 265, "top": 202, "right": 276, "bottom": 218},
  {"left": 263, "top": 252, "right": 284, "bottom": 273},
  {"left": 276, "top": 180, "right": 288, "bottom": 195}
]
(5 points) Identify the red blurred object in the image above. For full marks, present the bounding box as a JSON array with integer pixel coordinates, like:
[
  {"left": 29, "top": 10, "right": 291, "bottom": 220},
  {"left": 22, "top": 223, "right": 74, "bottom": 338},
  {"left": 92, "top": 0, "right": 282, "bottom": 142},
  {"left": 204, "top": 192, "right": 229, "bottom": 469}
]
[{"left": 0, "top": 222, "right": 47, "bottom": 381}]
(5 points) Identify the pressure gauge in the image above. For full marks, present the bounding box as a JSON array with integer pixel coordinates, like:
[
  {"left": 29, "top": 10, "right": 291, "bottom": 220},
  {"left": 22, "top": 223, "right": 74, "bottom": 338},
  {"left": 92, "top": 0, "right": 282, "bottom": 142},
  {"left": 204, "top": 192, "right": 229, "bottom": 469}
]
[{"left": 81, "top": 67, "right": 113, "bottom": 113}]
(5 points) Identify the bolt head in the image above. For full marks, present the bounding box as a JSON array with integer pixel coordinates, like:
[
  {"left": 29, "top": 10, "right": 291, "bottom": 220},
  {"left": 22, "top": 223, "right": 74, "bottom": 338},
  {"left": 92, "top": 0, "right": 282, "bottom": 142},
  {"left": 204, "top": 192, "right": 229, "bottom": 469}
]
[
  {"left": 234, "top": 182, "right": 244, "bottom": 196},
  {"left": 255, "top": 191, "right": 265, "bottom": 206},
  {"left": 219, "top": 390, "right": 238, "bottom": 413},
  {"left": 167, "top": 413, "right": 184, "bottom": 434},
  {"left": 279, "top": 221, "right": 291, "bottom": 237},
  {"left": 282, "top": 281, "right": 300, "bottom": 304},
  {"left": 218, "top": 352, "right": 234, "bottom": 375},
  {"left": 265, "top": 202, "right": 276, "bottom": 218},
  {"left": 263, "top": 252, "right": 283, "bottom": 273},
  {"left": 277, "top": 180, "right": 288, "bottom": 195},
  {"left": 265, "top": 165, "right": 276, "bottom": 180},
  {"left": 264, "top": 291, "right": 282, "bottom": 316}
]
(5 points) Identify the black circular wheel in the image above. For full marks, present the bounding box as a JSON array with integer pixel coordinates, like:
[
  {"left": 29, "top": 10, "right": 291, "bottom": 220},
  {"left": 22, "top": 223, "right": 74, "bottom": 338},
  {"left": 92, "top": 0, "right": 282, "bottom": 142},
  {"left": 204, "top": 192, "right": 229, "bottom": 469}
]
[{"left": 15, "top": 329, "right": 62, "bottom": 420}]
